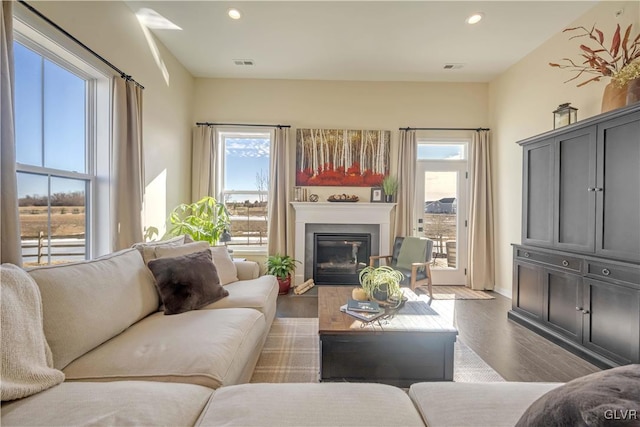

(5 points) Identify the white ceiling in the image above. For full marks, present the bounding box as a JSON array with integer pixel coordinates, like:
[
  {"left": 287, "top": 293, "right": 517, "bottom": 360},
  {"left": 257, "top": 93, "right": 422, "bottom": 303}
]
[{"left": 124, "top": 1, "right": 598, "bottom": 82}]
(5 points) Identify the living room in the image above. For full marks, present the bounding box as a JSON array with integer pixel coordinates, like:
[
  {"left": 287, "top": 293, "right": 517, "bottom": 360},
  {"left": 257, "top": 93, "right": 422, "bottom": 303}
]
[{"left": 2, "top": 1, "right": 639, "bottom": 426}]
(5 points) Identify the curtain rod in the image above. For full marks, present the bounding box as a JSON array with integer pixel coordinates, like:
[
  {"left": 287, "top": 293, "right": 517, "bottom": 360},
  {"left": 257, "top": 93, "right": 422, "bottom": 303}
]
[
  {"left": 17, "top": 0, "right": 145, "bottom": 90},
  {"left": 196, "top": 122, "right": 291, "bottom": 129},
  {"left": 399, "top": 127, "right": 490, "bottom": 132}
]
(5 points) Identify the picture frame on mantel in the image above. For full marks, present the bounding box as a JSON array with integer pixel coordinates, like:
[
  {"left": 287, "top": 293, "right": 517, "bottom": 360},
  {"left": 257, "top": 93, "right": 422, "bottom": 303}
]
[{"left": 370, "top": 187, "right": 383, "bottom": 203}]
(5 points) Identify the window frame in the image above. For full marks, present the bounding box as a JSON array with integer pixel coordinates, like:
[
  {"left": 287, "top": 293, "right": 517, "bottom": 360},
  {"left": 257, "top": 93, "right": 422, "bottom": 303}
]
[
  {"left": 13, "top": 12, "right": 113, "bottom": 263},
  {"left": 216, "top": 128, "right": 273, "bottom": 253}
]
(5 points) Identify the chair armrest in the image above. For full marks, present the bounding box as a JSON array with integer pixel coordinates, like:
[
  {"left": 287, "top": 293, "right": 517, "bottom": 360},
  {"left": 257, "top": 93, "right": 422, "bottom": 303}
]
[
  {"left": 235, "top": 261, "right": 260, "bottom": 280},
  {"left": 370, "top": 255, "right": 392, "bottom": 267}
]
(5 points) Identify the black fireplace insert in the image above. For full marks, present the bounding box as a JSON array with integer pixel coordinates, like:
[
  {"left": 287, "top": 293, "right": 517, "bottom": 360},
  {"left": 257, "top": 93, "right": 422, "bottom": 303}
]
[{"left": 313, "top": 233, "right": 371, "bottom": 285}]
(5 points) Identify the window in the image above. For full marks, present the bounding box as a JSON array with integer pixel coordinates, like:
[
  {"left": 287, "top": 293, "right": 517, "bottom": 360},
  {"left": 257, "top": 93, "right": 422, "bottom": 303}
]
[
  {"left": 14, "top": 20, "right": 110, "bottom": 266},
  {"left": 217, "top": 130, "right": 272, "bottom": 250}
]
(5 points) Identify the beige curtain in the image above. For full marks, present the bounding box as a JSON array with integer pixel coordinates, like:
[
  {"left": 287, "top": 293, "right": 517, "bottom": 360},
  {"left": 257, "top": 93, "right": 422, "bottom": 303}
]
[
  {"left": 191, "top": 125, "right": 217, "bottom": 201},
  {"left": 1, "top": 1, "right": 23, "bottom": 265},
  {"left": 468, "top": 130, "right": 495, "bottom": 290},
  {"left": 267, "top": 127, "right": 291, "bottom": 256},
  {"left": 394, "top": 130, "right": 416, "bottom": 239},
  {"left": 111, "top": 77, "right": 144, "bottom": 250}
]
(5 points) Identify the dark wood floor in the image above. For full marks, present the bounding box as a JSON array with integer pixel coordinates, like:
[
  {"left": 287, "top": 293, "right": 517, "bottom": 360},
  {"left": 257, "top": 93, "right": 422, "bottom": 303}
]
[{"left": 276, "top": 286, "right": 600, "bottom": 383}]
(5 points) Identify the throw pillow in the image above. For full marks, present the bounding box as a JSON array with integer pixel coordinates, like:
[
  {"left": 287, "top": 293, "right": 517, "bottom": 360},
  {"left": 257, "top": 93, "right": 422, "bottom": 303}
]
[
  {"left": 132, "top": 235, "right": 192, "bottom": 265},
  {"left": 516, "top": 364, "right": 640, "bottom": 427},
  {"left": 210, "top": 246, "right": 239, "bottom": 285},
  {"left": 154, "top": 241, "right": 210, "bottom": 259},
  {"left": 1, "top": 264, "right": 65, "bottom": 401},
  {"left": 147, "top": 250, "right": 229, "bottom": 315}
]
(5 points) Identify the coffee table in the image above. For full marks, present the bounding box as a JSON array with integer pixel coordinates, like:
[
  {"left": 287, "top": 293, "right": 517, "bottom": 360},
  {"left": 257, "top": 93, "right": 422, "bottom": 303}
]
[{"left": 318, "top": 286, "right": 458, "bottom": 387}]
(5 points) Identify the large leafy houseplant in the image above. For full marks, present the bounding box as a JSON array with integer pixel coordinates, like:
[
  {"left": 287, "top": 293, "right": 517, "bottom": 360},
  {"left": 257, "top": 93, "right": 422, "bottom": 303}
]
[
  {"left": 166, "top": 196, "right": 230, "bottom": 245},
  {"left": 266, "top": 254, "right": 300, "bottom": 295},
  {"left": 358, "top": 265, "right": 404, "bottom": 302},
  {"left": 550, "top": 23, "right": 640, "bottom": 87}
]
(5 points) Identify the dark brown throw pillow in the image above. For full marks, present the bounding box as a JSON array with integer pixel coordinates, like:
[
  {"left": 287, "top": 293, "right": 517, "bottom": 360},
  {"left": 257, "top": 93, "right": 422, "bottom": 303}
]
[
  {"left": 516, "top": 364, "right": 640, "bottom": 427},
  {"left": 147, "top": 249, "right": 229, "bottom": 315}
]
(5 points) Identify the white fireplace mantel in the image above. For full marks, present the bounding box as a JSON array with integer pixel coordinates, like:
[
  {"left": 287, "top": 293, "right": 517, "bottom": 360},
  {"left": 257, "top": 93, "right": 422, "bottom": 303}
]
[{"left": 291, "top": 202, "right": 395, "bottom": 285}]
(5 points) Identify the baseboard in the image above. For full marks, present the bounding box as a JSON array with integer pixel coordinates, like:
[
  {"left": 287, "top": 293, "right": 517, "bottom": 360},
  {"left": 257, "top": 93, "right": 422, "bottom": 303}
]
[{"left": 493, "top": 286, "right": 512, "bottom": 299}]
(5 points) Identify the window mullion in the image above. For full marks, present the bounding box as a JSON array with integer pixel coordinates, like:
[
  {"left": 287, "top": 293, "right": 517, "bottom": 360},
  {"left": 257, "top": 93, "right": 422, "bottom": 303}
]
[{"left": 40, "top": 54, "right": 45, "bottom": 168}]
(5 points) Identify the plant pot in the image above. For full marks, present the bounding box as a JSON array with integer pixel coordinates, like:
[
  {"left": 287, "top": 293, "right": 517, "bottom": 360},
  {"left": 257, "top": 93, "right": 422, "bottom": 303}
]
[
  {"left": 601, "top": 81, "right": 628, "bottom": 113},
  {"left": 277, "top": 276, "right": 292, "bottom": 295},
  {"left": 372, "top": 284, "right": 389, "bottom": 301},
  {"left": 627, "top": 78, "right": 640, "bottom": 106},
  {"left": 384, "top": 194, "right": 394, "bottom": 203}
]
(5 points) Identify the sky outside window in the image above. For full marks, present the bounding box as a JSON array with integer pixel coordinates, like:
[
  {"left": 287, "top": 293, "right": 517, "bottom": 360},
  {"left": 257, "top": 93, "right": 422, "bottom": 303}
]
[
  {"left": 224, "top": 137, "right": 270, "bottom": 201},
  {"left": 417, "top": 144, "right": 464, "bottom": 160},
  {"left": 14, "top": 41, "right": 87, "bottom": 198}
]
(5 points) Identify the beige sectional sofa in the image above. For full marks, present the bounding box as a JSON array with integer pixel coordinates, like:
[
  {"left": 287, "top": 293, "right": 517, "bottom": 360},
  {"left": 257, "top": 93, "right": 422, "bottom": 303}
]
[{"left": 1, "top": 238, "right": 581, "bottom": 426}]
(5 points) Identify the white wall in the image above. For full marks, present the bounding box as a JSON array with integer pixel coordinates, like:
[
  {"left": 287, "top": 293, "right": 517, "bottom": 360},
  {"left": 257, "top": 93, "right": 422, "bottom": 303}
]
[
  {"left": 489, "top": 1, "right": 639, "bottom": 297},
  {"left": 27, "top": 1, "right": 195, "bottom": 236},
  {"left": 193, "top": 78, "right": 488, "bottom": 203}
]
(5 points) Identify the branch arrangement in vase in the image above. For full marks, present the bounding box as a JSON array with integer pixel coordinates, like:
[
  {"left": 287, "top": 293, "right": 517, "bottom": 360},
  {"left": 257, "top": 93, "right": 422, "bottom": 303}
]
[{"left": 550, "top": 24, "right": 640, "bottom": 88}]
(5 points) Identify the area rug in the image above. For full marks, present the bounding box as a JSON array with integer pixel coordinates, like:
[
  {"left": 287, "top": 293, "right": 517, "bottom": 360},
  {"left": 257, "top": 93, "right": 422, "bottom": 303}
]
[
  {"left": 250, "top": 318, "right": 504, "bottom": 383},
  {"left": 417, "top": 285, "right": 496, "bottom": 300}
]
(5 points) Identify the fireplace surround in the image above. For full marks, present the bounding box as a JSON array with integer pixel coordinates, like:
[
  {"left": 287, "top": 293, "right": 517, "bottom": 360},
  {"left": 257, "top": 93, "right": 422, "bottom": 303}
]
[{"left": 291, "top": 202, "right": 395, "bottom": 285}]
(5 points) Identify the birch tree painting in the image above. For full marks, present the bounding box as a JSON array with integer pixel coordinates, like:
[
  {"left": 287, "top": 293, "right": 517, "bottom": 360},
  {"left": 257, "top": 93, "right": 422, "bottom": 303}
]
[{"left": 296, "top": 129, "right": 390, "bottom": 186}]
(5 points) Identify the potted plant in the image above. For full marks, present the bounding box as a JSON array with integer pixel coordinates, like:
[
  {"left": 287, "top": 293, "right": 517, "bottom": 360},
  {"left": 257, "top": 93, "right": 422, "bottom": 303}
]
[
  {"left": 549, "top": 23, "right": 640, "bottom": 111},
  {"left": 165, "top": 196, "right": 230, "bottom": 245},
  {"left": 266, "top": 254, "right": 300, "bottom": 295},
  {"left": 382, "top": 176, "right": 398, "bottom": 203},
  {"left": 358, "top": 265, "right": 404, "bottom": 302}
]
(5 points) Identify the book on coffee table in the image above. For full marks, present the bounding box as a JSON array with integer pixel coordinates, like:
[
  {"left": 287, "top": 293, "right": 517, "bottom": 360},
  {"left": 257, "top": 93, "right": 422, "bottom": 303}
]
[
  {"left": 340, "top": 304, "right": 385, "bottom": 322},
  {"left": 347, "top": 299, "right": 380, "bottom": 313}
]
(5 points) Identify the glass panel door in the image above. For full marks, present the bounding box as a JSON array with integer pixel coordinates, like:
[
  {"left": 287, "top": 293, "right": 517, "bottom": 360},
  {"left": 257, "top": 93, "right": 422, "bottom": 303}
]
[{"left": 415, "top": 161, "right": 468, "bottom": 284}]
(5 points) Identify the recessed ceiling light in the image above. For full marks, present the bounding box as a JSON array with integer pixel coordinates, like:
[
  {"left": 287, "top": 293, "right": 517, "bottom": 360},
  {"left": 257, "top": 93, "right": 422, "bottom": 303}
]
[
  {"left": 136, "top": 8, "right": 182, "bottom": 30},
  {"left": 228, "top": 8, "right": 242, "bottom": 20},
  {"left": 465, "top": 13, "right": 484, "bottom": 25}
]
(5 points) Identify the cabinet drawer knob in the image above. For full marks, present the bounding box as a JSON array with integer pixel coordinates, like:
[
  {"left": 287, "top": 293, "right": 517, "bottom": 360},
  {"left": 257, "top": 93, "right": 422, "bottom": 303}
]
[
  {"left": 562, "top": 260, "right": 569, "bottom": 267},
  {"left": 582, "top": 309, "right": 590, "bottom": 314},
  {"left": 594, "top": 187, "right": 603, "bottom": 192},
  {"left": 524, "top": 252, "right": 530, "bottom": 258},
  {"left": 602, "top": 268, "right": 611, "bottom": 276},
  {"left": 575, "top": 306, "right": 582, "bottom": 311},
  {"left": 587, "top": 187, "right": 595, "bottom": 192}
]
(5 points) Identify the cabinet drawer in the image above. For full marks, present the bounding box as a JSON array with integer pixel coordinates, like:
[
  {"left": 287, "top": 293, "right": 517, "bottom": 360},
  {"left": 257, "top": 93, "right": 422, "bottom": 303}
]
[
  {"left": 585, "top": 261, "right": 640, "bottom": 287},
  {"left": 515, "top": 249, "right": 582, "bottom": 272}
]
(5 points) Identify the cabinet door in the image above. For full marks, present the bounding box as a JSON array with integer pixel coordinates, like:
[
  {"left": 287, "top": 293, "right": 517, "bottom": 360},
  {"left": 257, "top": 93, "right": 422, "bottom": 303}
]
[
  {"left": 513, "top": 261, "right": 543, "bottom": 320},
  {"left": 554, "top": 127, "right": 596, "bottom": 252},
  {"left": 595, "top": 113, "right": 640, "bottom": 262},
  {"left": 543, "top": 268, "right": 583, "bottom": 342},
  {"left": 522, "top": 139, "right": 554, "bottom": 247},
  {"left": 582, "top": 278, "right": 640, "bottom": 364}
]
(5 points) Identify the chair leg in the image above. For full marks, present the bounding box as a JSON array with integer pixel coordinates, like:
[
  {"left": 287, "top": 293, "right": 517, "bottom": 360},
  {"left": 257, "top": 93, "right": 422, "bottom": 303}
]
[{"left": 426, "top": 263, "right": 433, "bottom": 299}]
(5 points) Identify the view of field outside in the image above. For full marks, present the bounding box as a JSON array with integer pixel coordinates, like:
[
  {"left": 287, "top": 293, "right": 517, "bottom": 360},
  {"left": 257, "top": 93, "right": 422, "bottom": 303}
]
[
  {"left": 422, "top": 171, "right": 457, "bottom": 269},
  {"left": 18, "top": 174, "right": 87, "bottom": 266}
]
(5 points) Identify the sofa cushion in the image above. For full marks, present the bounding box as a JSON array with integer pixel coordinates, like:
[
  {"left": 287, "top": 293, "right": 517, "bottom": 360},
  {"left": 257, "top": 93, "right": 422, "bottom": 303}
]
[
  {"left": 516, "top": 365, "right": 640, "bottom": 427},
  {"left": 62, "top": 308, "right": 267, "bottom": 389},
  {"left": 408, "top": 382, "right": 562, "bottom": 427},
  {"left": 210, "top": 246, "right": 238, "bottom": 285},
  {"left": 195, "top": 383, "right": 425, "bottom": 426},
  {"left": 202, "top": 275, "right": 278, "bottom": 326},
  {"left": 148, "top": 249, "right": 229, "bottom": 315},
  {"left": 28, "top": 248, "right": 158, "bottom": 370},
  {"left": 235, "top": 260, "right": 260, "bottom": 281},
  {"left": 1, "top": 381, "right": 213, "bottom": 427},
  {"left": 1, "top": 264, "right": 65, "bottom": 401}
]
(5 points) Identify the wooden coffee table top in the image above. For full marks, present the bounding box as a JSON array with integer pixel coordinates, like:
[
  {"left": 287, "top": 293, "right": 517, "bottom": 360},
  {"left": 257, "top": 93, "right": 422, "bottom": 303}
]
[{"left": 318, "top": 286, "right": 458, "bottom": 335}]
